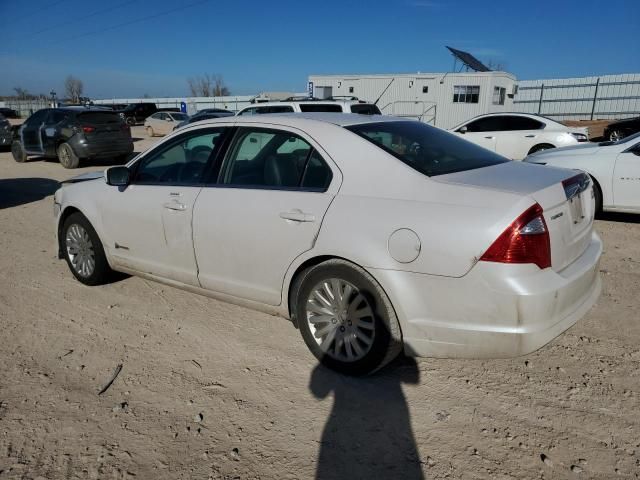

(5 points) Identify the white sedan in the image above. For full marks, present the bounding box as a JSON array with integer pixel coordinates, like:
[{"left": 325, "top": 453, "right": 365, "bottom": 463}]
[
  {"left": 144, "top": 112, "right": 189, "bottom": 136},
  {"left": 53, "top": 113, "right": 602, "bottom": 375},
  {"left": 451, "top": 113, "right": 589, "bottom": 160},
  {"left": 525, "top": 132, "right": 640, "bottom": 213}
]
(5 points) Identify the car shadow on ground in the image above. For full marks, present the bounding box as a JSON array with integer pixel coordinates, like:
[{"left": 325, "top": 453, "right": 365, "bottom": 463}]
[
  {"left": 597, "top": 212, "right": 640, "bottom": 224},
  {"left": 0, "top": 177, "right": 60, "bottom": 209},
  {"left": 309, "top": 355, "right": 425, "bottom": 480}
]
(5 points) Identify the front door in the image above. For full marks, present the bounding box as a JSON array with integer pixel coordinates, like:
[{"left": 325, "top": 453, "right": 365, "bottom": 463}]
[
  {"left": 612, "top": 142, "right": 640, "bottom": 209},
  {"left": 193, "top": 126, "right": 339, "bottom": 306},
  {"left": 21, "top": 109, "right": 49, "bottom": 154},
  {"left": 455, "top": 116, "right": 500, "bottom": 153},
  {"left": 101, "top": 127, "right": 229, "bottom": 285}
]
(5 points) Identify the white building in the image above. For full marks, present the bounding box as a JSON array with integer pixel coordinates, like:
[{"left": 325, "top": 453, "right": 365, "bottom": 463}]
[{"left": 308, "top": 71, "right": 517, "bottom": 129}]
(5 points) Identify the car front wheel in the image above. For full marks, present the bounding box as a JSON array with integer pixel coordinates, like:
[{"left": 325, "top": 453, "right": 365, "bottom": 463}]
[
  {"left": 609, "top": 129, "right": 624, "bottom": 142},
  {"left": 62, "top": 212, "right": 113, "bottom": 285},
  {"left": 294, "top": 259, "right": 403, "bottom": 375}
]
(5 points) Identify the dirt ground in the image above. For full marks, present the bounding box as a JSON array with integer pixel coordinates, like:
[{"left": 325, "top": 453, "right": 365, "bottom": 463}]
[{"left": 0, "top": 128, "right": 639, "bottom": 480}]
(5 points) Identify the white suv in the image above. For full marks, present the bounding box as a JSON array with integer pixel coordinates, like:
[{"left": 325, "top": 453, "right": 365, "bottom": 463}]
[
  {"left": 450, "top": 113, "right": 589, "bottom": 160},
  {"left": 236, "top": 98, "right": 381, "bottom": 116}
]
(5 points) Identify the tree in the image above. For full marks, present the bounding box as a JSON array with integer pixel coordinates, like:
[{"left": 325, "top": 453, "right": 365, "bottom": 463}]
[
  {"left": 187, "top": 74, "right": 230, "bottom": 97},
  {"left": 64, "top": 75, "right": 84, "bottom": 103},
  {"left": 13, "top": 87, "right": 29, "bottom": 99}
]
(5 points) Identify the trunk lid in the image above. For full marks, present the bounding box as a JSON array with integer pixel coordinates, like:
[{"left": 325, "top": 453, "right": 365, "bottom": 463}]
[{"left": 435, "top": 162, "right": 595, "bottom": 272}]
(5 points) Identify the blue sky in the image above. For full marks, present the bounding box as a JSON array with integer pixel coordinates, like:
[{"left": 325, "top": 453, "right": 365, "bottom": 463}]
[{"left": 1, "top": 0, "right": 638, "bottom": 99}]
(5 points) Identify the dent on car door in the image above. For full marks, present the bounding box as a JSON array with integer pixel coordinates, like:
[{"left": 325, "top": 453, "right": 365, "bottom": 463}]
[
  {"left": 192, "top": 126, "right": 339, "bottom": 306},
  {"left": 100, "top": 127, "right": 229, "bottom": 285},
  {"left": 21, "top": 110, "right": 48, "bottom": 153}
]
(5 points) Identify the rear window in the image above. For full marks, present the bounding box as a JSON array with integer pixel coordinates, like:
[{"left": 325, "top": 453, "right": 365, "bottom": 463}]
[
  {"left": 299, "top": 104, "right": 343, "bottom": 113},
  {"left": 350, "top": 104, "right": 381, "bottom": 115},
  {"left": 77, "top": 112, "right": 121, "bottom": 124},
  {"left": 347, "top": 121, "right": 508, "bottom": 177}
]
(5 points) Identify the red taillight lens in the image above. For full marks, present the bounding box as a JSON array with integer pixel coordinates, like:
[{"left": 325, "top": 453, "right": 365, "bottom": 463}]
[
  {"left": 82, "top": 126, "right": 95, "bottom": 133},
  {"left": 480, "top": 203, "right": 551, "bottom": 269}
]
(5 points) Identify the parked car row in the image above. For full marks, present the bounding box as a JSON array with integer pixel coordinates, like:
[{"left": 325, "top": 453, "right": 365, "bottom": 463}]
[{"left": 53, "top": 113, "right": 602, "bottom": 374}]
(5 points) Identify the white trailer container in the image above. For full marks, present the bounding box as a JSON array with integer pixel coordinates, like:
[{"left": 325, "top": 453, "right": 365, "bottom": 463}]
[{"left": 308, "top": 71, "right": 517, "bottom": 129}]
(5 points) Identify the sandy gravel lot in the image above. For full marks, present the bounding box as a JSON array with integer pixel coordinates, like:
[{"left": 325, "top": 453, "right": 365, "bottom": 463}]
[{"left": 0, "top": 128, "right": 639, "bottom": 479}]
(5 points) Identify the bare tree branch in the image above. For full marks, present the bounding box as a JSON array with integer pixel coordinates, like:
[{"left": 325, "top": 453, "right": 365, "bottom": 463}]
[
  {"left": 64, "top": 75, "right": 84, "bottom": 103},
  {"left": 187, "top": 73, "right": 230, "bottom": 97}
]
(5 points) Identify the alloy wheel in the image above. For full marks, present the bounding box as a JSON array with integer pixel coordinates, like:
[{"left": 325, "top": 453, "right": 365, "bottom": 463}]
[
  {"left": 305, "top": 278, "right": 375, "bottom": 362},
  {"left": 65, "top": 224, "right": 96, "bottom": 278}
]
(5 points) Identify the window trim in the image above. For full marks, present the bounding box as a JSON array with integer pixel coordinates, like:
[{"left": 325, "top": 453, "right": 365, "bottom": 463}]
[
  {"left": 128, "top": 126, "right": 232, "bottom": 187},
  {"left": 215, "top": 126, "right": 333, "bottom": 192},
  {"left": 453, "top": 85, "right": 480, "bottom": 104}
]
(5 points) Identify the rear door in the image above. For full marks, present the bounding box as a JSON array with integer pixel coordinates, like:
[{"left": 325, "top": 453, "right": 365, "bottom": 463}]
[
  {"left": 495, "top": 115, "right": 546, "bottom": 160},
  {"left": 192, "top": 125, "right": 339, "bottom": 305},
  {"left": 101, "top": 127, "right": 230, "bottom": 285},
  {"left": 21, "top": 109, "right": 49, "bottom": 154},
  {"left": 42, "top": 109, "right": 70, "bottom": 156},
  {"left": 612, "top": 141, "right": 640, "bottom": 209}
]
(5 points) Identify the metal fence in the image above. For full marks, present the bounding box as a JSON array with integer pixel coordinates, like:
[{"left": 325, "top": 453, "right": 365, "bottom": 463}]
[
  {"left": 2, "top": 99, "right": 53, "bottom": 118},
  {"left": 513, "top": 73, "right": 640, "bottom": 121}
]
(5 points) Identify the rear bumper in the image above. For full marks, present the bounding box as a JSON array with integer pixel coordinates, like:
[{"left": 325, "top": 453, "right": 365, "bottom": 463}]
[
  {"left": 71, "top": 139, "right": 134, "bottom": 159},
  {"left": 370, "top": 231, "right": 602, "bottom": 358}
]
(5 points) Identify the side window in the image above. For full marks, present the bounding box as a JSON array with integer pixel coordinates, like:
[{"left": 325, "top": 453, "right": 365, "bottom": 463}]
[
  {"left": 47, "top": 110, "right": 68, "bottom": 125},
  {"left": 26, "top": 110, "right": 49, "bottom": 126},
  {"left": 301, "top": 150, "right": 333, "bottom": 190},
  {"left": 223, "top": 128, "right": 331, "bottom": 190},
  {"left": 505, "top": 116, "right": 544, "bottom": 131},
  {"left": 299, "top": 104, "right": 343, "bottom": 113},
  {"left": 133, "top": 130, "right": 225, "bottom": 185},
  {"left": 465, "top": 117, "right": 503, "bottom": 132}
]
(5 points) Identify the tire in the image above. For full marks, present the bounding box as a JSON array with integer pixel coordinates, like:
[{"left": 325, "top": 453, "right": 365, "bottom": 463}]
[
  {"left": 57, "top": 143, "right": 80, "bottom": 169},
  {"left": 609, "top": 129, "right": 624, "bottom": 142},
  {"left": 61, "top": 212, "right": 113, "bottom": 286},
  {"left": 146, "top": 126, "right": 154, "bottom": 137},
  {"left": 528, "top": 143, "right": 555, "bottom": 155},
  {"left": 294, "top": 259, "right": 403, "bottom": 376},
  {"left": 11, "top": 141, "right": 27, "bottom": 163}
]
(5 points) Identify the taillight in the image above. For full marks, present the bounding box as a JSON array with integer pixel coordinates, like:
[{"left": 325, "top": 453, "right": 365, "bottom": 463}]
[
  {"left": 82, "top": 126, "right": 95, "bottom": 133},
  {"left": 480, "top": 203, "right": 551, "bottom": 269}
]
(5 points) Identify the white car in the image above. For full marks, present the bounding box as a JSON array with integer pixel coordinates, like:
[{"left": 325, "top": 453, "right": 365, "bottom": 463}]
[
  {"left": 525, "top": 132, "right": 640, "bottom": 213},
  {"left": 451, "top": 113, "right": 589, "bottom": 160},
  {"left": 144, "top": 112, "right": 189, "bottom": 136},
  {"left": 236, "top": 99, "right": 381, "bottom": 116},
  {"left": 54, "top": 113, "right": 602, "bottom": 375}
]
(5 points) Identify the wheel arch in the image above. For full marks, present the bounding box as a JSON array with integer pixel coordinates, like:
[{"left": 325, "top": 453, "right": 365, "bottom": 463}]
[
  {"left": 57, "top": 206, "right": 83, "bottom": 258},
  {"left": 528, "top": 143, "right": 556, "bottom": 155},
  {"left": 284, "top": 254, "right": 400, "bottom": 333}
]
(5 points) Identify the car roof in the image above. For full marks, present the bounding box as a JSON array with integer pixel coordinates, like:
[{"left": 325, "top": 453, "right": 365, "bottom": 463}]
[{"left": 189, "top": 112, "right": 406, "bottom": 128}]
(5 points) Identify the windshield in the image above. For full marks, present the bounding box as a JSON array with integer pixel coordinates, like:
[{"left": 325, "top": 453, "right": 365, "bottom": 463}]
[
  {"left": 347, "top": 121, "right": 508, "bottom": 177},
  {"left": 598, "top": 131, "right": 640, "bottom": 146},
  {"left": 171, "top": 113, "right": 189, "bottom": 121}
]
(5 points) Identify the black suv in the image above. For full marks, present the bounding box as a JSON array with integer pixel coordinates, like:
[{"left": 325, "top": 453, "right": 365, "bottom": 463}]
[
  {"left": 11, "top": 107, "right": 134, "bottom": 168},
  {"left": 116, "top": 103, "right": 158, "bottom": 125}
]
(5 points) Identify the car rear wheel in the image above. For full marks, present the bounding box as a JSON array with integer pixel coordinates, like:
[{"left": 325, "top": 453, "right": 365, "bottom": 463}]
[
  {"left": 62, "top": 212, "right": 113, "bottom": 285},
  {"left": 609, "top": 129, "right": 624, "bottom": 142},
  {"left": 528, "top": 143, "right": 555, "bottom": 155},
  {"left": 11, "top": 141, "right": 27, "bottom": 163},
  {"left": 146, "top": 126, "right": 155, "bottom": 137},
  {"left": 57, "top": 143, "right": 80, "bottom": 169},
  {"left": 294, "top": 259, "right": 402, "bottom": 376}
]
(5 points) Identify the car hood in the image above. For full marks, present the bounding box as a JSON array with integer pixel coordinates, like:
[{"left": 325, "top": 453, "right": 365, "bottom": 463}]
[{"left": 61, "top": 170, "right": 104, "bottom": 184}]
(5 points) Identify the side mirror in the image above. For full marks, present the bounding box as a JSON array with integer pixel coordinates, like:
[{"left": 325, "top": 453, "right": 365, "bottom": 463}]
[
  {"left": 105, "top": 166, "right": 130, "bottom": 186},
  {"left": 459, "top": 126, "right": 468, "bottom": 134}
]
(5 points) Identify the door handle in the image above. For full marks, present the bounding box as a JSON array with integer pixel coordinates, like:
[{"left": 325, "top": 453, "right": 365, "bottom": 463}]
[
  {"left": 163, "top": 201, "right": 187, "bottom": 211},
  {"left": 279, "top": 211, "right": 315, "bottom": 223},
  {"left": 484, "top": 136, "right": 494, "bottom": 139},
  {"left": 525, "top": 134, "right": 536, "bottom": 138}
]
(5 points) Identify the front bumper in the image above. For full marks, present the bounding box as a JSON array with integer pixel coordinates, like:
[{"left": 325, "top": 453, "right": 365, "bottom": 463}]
[{"left": 370, "top": 231, "right": 602, "bottom": 358}]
